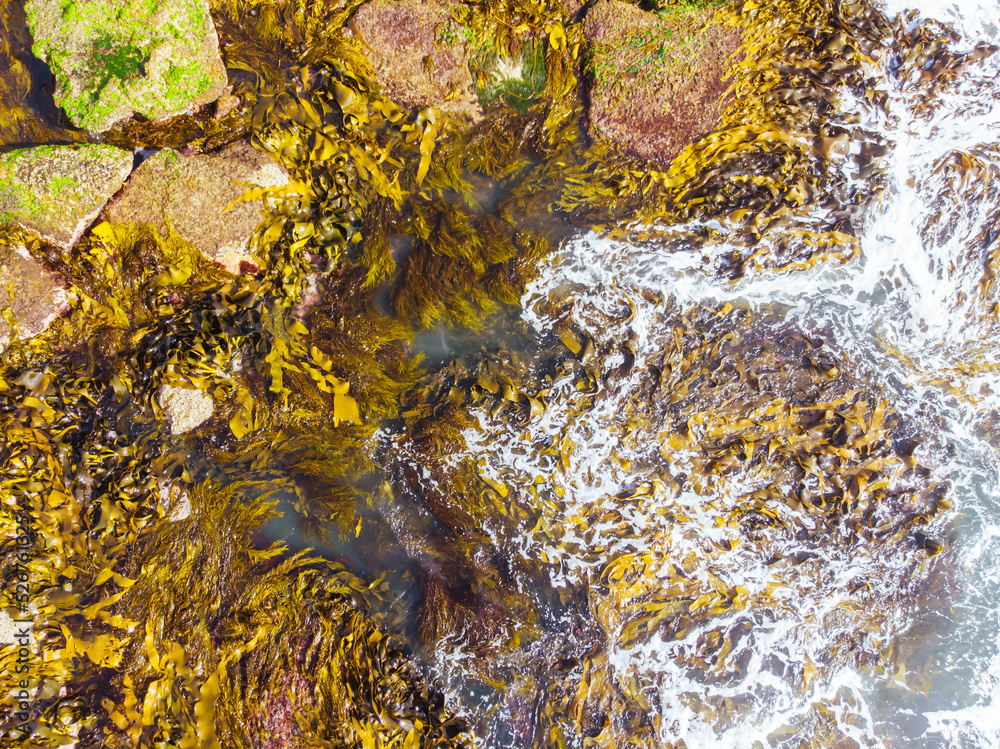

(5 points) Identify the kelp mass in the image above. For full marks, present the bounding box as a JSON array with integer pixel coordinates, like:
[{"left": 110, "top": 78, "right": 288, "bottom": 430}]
[{"left": 0, "top": 0, "right": 954, "bottom": 746}]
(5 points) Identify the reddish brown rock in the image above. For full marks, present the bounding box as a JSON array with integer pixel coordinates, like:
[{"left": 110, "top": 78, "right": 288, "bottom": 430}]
[
  {"left": 104, "top": 141, "right": 288, "bottom": 274},
  {"left": 349, "top": 0, "right": 482, "bottom": 121},
  {"left": 0, "top": 242, "right": 68, "bottom": 351},
  {"left": 583, "top": 0, "right": 743, "bottom": 167}
]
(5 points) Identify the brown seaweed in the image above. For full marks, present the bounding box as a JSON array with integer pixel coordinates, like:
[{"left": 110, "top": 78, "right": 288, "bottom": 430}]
[{"left": 0, "top": 0, "right": 955, "bottom": 745}]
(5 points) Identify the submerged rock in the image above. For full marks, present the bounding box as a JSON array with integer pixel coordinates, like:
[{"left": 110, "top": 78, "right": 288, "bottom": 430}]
[
  {"left": 583, "top": 0, "right": 742, "bottom": 166},
  {"left": 0, "top": 144, "right": 133, "bottom": 249},
  {"left": 468, "top": 38, "right": 547, "bottom": 115},
  {"left": 349, "top": 0, "right": 483, "bottom": 121},
  {"left": 104, "top": 142, "right": 288, "bottom": 273},
  {"left": 160, "top": 482, "right": 192, "bottom": 521},
  {"left": 25, "top": 0, "right": 228, "bottom": 133},
  {"left": 0, "top": 243, "right": 68, "bottom": 351},
  {"left": 159, "top": 383, "right": 214, "bottom": 434}
]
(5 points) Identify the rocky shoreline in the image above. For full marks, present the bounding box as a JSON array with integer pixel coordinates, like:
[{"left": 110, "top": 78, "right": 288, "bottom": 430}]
[
  {"left": 2, "top": 0, "right": 741, "bottom": 358},
  {"left": 0, "top": 0, "right": 960, "bottom": 745}
]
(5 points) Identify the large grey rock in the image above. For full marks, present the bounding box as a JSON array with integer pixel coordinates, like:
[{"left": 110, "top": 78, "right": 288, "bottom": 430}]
[
  {"left": 0, "top": 144, "right": 133, "bottom": 250},
  {"left": 0, "top": 243, "right": 68, "bottom": 352},
  {"left": 104, "top": 142, "right": 288, "bottom": 274},
  {"left": 583, "top": 0, "right": 743, "bottom": 166},
  {"left": 26, "top": 0, "right": 228, "bottom": 133}
]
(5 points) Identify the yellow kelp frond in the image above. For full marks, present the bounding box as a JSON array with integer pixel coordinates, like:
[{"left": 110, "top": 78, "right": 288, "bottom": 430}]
[
  {"left": 0, "top": 206, "right": 444, "bottom": 743},
  {"left": 302, "top": 266, "right": 423, "bottom": 418},
  {"left": 1, "top": 478, "right": 473, "bottom": 748},
  {"left": 245, "top": 62, "right": 412, "bottom": 303},
  {"left": 0, "top": 357, "right": 172, "bottom": 745},
  {"left": 224, "top": 0, "right": 891, "bottom": 329},
  {"left": 628, "top": 0, "right": 891, "bottom": 254},
  {"left": 72, "top": 222, "right": 231, "bottom": 324},
  {"left": 238, "top": 47, "right": 557, "bottom": 328},
  {"left": 453, "top": 0, "right": 566, "bottom": 63},
  {"left": 212, "top": 0, "right": 370, "bottom": 83},
  {"left": 518, "top": 0, "right": 890, "bottom": 276}
]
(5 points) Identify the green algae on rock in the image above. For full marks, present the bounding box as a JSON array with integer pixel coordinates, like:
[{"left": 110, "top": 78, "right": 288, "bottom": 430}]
[
  {"left": 25, "top": 0, "right": 228, "bottom": 133},
  {"left": 0, "top": 144, "right": 133, "bottom": 249},
  {"left": 104, "top": 142, "right": 289, "bottom": 274},
  {"left": 0, "top": 242, "right": 67, "bottom": 351}
]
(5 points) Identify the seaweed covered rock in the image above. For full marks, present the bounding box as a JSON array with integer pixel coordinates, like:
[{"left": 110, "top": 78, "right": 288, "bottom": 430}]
[
  {"left": 25, "top": 0, "right": 228, "bottom": 133},
  {"left": 0, "top": 144, "right": 133, "bottom": 249},
  {"left": 104, "top": 142, "right": 288, "bottom": 274},
  {"left": 0, "top": 242, "right": 67, "bottom": 351},
  {"left": 583, "top": 0, "right": 742, "bottom": 166},
  {"left": 349, "top": 0, "right": 483, "bottom": 121}
]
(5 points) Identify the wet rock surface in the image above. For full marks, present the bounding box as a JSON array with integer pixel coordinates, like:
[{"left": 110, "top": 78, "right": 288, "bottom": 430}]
[
  {"left": 25, "top": 0, "right": 228, "bottom": 133},
  {"left": 0, "top": 144, "right": 133, "bottom": 249},
  {"left": 0, "top": 243, "right": 67, "bottom": 351},
  {"left": 104, "top": 141, "right": 288, "bottom": 273},
  {"left": 583, "top": 0, "right": 742, "bottom": 166},
  {"left": 350, "top": 0, "right": 483, "bottom": 120}
]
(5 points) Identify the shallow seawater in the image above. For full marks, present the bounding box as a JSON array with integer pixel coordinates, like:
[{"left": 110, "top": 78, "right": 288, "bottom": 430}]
[{"left": 382, "top": 0, "right": 1000, "bottom": 746}]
